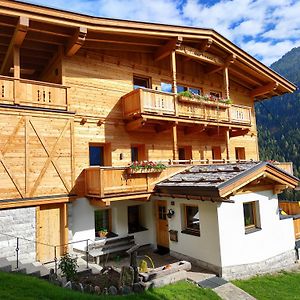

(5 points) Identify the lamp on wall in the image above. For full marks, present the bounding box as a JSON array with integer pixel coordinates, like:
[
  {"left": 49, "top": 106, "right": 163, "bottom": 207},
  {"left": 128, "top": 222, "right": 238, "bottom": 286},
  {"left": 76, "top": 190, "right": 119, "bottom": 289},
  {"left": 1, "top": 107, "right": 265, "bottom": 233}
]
[{"left": 167, "top": 209, "right": 175, "bottom": 219}]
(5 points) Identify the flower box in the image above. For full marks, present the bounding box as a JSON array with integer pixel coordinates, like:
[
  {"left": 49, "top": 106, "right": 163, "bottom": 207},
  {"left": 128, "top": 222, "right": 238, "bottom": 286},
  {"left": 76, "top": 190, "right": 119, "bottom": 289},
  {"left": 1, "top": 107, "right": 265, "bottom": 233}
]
[
  {"left": 177, "top": 95, "right": 230, "bottom": 108},
  {"left": 127, "top": 168, "right": 163, "bottom": 175},
  {"left": 127, "top": 161, "right": 167, "bottom": 175}
]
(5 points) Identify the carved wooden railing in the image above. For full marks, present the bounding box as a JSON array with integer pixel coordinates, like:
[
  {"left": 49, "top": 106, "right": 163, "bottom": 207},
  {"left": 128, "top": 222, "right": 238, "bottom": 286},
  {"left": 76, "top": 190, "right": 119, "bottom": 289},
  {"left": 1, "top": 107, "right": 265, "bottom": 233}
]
[
  {"left": 0, "top": 75, "right": 68, "bottom": 110},
  {"left": 122, "top": 88, "right": 252, "bottom": 126}
]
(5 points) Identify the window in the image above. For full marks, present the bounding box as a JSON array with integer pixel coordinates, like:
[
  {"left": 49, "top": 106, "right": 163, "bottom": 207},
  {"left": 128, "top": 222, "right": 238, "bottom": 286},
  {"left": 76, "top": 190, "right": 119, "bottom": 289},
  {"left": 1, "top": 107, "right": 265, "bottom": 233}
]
[
  {"left": 210, "top": 91, "right": 222, "bottom": 99},
  {"left": 243, "top": 201, "right": 260, "bottom": 233},
  {"left": 89, "top": 145, "right": 104, "bottom": 166},
  {"left": 128, "top": 205, "right": 147, "bottom": 233},
  {"left": 89, "top": 143, "right": 111, "bottom": 166},
  {"left": 178, "top": 146, "right": 192, "bottom": 163},
  {"left": 95, "top": 209, "right": 110, "bottom": 237},
  {"left": 235, "top": 147, "right": 246, "bottom": 161},
  {"left": 189, "top": 87, "right": 202, "bottom": 95},
  {"left": 161, "top": 82, "right": 172, "bottom": 93},
  {"left": 182, "top": 205, "right": 200, "bottom": 236},
  {"left": 133, "top": 75, "right": 151, "bottom": 89},
  {"left": 131, "top": 146, "right": 139, "bottom": 162},
  {"left": 130, "top": 144, "right": 146, "bottom": 162},
  {"left": 177, "top": 85, "right": 187, "bottom": 93}
]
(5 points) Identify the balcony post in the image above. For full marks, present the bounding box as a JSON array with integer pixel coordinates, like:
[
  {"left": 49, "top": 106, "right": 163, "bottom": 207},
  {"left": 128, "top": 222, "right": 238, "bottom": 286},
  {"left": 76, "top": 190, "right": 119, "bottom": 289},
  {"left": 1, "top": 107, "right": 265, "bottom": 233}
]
[
  {"left": 172, "top": 123, "right": 178, "bottom": 160},
  {"left": 170, "top": 50, "right": 178, "bottom": 116},
  {"left": 225, "top": 129, "right": 230, "bottom": 161},
  {"left": 223, "top": 66, "right": 230, "bottom": 99},
  {"left": 13, "top": 46, "right": 20, "bottom": 104}
]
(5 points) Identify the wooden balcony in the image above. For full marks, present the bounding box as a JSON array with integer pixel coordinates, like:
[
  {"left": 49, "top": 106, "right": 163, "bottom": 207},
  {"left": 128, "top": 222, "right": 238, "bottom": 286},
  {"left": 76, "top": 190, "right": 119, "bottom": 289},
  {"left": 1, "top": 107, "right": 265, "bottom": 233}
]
[
  {"left": 0, "top": 75, "right": 68, "bottom": 110},
  {"left": 85, "top": 165, "right": 188, "bottom": 201},
  {"left": 122, "top": 88, "right": 252, "bottom": 129},
  {"left": 279, "top": 201, "right": 300, "bottom": 240}
]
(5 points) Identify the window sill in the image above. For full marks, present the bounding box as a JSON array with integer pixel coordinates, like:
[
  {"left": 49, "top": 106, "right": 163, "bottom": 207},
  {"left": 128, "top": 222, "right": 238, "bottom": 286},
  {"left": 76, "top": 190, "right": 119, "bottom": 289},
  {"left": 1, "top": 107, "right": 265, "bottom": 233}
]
[
  {"left": 181, "top": 229, "right": 200, "bottom": 237},
  {"left": 245, "top": 227, "right": 261, "bottom": 234},
  {"left": 128, "top": 226, "right": 148, "bottom": 234}
]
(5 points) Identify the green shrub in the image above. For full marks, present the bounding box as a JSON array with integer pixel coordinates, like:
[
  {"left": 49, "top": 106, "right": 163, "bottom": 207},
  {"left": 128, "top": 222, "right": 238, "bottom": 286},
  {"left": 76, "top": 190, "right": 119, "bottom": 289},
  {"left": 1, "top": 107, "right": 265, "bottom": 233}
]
[{"left": 58, "top": 253, "right": 78, "bottom": 281}]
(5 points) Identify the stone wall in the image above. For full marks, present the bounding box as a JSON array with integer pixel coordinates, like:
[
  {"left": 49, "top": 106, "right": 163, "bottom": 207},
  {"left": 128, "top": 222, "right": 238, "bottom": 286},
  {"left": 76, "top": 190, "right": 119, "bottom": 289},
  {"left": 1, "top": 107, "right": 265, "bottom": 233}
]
[
  {"left": 221, "top": 249, "right": 297, "bottom": 280},
  {"left": 0, "top": 206, "right": 36, "bottom": 261}
]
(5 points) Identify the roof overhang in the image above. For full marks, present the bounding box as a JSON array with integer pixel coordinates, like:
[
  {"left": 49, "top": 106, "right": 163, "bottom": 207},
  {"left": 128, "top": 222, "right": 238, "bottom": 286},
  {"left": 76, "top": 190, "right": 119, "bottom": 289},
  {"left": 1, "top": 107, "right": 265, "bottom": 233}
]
[
  {"left": 0, "top": 0, "right": 296, "bottom": 98},
  {"left": 155, "top": 162, "right": 299, "bottom": 201}
]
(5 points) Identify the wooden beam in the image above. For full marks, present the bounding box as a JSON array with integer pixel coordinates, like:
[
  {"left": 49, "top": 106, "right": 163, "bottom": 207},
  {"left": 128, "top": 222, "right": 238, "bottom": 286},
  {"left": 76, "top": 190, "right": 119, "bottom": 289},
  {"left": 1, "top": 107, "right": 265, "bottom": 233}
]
[
  {"left": 90, "top": 198, "right": 110, "bottom": 207},
  {"left": 224, "top": 66, "right": 229, "bottom": 99},
  {"left": 225, "top": 129, "right": 230, "bottom": 160},
  {"left": 206, "top": 65, "right": 223, "bottom": 75},
  {"left": 172, "top": 124, "right": 178, "bottom": 160},
  {"left": 250, "top": 82, "right": 279, "bottom": 98},
  {"left": 176, "top": 45, "right": 224, "bottom": 66},
  {"left": 126, "top": 118, "right": 146, "bottom": 131},
  {"left": 155, "top": 122, "right": 175, "bottom": 133},
  {"left": 40, "top": 45, "right": 62, "bottom": 81},
  {"left": 65, "top": 26, "right": 87, "bottom": 57},
  {"left": 184, "top": 38, "right": 213, "bottom": 62},
  {"left": 206, "top": 127, "right": 228, "bottom": 137},
  {"left": 1, "top": 16, "right": 29, "bottom": 75},
  {"left": 229, "top": 129, "right": 249, "bottom": 138},
  {"left": 184, "top": 124, "right": 206, "bottom": 135},
  {"left": 154, "top": 36, "right": 182, "bottom": 61}
]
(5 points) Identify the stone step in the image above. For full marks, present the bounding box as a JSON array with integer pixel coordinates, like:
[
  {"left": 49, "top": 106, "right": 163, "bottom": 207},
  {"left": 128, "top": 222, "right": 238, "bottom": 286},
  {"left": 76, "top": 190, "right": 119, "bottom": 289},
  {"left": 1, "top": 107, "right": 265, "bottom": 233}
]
[{"left": 0, "top": 258, "right": 12, "bottom": 272}]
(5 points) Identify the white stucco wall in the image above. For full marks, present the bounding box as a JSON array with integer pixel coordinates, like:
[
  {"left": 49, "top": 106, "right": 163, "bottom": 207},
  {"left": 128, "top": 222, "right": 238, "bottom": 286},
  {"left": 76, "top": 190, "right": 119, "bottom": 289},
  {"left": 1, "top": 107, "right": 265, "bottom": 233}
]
[
  {"left": 152, "top": 196, "right": 222, "bottom": 268},
  {"left": 70, "top": 197, "right": 155, "bottom": 248},
  {"left": 217, "top": 190, "right": 295, "bottom": 267}
]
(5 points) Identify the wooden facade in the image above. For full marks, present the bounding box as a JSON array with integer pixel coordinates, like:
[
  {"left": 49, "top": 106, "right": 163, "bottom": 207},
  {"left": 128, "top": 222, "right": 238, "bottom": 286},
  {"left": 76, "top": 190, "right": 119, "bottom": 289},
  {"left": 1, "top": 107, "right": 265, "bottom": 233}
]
[{"left": 0, "top": 1, "right": 297, "bottom": 255}]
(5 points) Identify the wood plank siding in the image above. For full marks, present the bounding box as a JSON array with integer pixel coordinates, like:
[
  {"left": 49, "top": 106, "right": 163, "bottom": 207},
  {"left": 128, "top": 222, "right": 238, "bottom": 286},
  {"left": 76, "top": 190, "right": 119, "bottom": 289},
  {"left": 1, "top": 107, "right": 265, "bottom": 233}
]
[{"left": 0, "top": 1, "right": 296, "bottom": 205}]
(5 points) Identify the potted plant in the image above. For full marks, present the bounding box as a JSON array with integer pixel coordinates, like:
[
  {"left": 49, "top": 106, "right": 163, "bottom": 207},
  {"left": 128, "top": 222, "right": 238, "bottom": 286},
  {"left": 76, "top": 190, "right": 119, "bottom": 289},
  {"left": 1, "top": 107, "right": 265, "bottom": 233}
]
[{"left": 98, "top": 228, "right": 108, "bottom": 238}]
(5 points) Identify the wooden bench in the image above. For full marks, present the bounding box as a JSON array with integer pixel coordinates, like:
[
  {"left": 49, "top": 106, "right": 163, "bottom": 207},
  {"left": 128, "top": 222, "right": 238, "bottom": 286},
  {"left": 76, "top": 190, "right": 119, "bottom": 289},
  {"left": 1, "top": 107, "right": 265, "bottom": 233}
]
[{"left": 88, "top": 235, "right": 135, "bottom": 264}]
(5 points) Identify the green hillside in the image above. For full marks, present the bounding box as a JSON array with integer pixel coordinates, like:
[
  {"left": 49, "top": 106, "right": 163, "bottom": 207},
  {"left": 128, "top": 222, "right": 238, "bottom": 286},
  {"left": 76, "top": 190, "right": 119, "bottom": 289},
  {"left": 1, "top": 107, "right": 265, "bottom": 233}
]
[{"left": 255, "top": 47, "right": 300, "bottom": 200}]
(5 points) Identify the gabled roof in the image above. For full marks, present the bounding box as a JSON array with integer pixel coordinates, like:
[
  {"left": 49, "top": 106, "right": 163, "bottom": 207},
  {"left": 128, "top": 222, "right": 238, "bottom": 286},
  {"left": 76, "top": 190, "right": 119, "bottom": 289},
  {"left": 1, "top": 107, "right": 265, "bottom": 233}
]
[
  {"left": 0, "top": 0, "right": 296, "bottom": 98},
  {"left": 155, "top": 162, "right": 299, "bottom": 201}
]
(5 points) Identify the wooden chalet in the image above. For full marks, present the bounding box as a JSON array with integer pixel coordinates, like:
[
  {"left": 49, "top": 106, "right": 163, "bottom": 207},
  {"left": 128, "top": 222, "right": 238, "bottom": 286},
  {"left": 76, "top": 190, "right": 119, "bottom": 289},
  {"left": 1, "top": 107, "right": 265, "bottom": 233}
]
[{"left": 0, "top": 0, "right": 299, "bottom": 277}]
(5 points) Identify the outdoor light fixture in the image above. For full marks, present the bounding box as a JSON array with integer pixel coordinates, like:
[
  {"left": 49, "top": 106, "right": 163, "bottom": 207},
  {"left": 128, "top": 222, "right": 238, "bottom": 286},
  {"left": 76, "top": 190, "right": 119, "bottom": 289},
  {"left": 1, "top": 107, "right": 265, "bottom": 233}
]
[{"left": 167, "top": 209, "right": 175, "bottom": 218}]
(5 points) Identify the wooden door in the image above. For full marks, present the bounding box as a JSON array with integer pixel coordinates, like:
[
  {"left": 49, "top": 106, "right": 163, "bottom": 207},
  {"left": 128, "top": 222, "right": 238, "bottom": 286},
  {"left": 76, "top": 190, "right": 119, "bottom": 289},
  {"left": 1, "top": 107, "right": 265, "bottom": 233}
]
[
  {"left": 235, "top": 147, "right": 246, "bottom": 160},
  {"left": 212, "top": 146, "right": 222, "bottom": 161},
  {"left": 156, "top": 200, "right": 169, "bottom": 248},
  {"left": 37, "top": 204, "right": 62, "bottom": 262}
]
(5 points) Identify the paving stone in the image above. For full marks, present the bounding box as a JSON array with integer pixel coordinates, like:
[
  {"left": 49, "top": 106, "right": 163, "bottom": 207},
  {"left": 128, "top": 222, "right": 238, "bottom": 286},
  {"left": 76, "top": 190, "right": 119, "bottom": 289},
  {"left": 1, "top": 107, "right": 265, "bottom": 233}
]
[
  {"left": 213, "top": 282, "right": 257, "bottom": 300},
  {"left": 198, "top": 276, "right": 228, "bottom": 289}
]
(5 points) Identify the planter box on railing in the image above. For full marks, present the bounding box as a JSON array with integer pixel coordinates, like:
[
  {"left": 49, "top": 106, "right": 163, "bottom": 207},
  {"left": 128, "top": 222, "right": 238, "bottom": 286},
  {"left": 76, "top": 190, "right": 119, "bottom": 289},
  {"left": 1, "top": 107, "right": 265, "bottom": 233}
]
[
  {"left": 127, "top": 168, "right": 164, "bottom": 175},
  {"left": 177, "top": 95, "right": 230, "bottom": 109}
]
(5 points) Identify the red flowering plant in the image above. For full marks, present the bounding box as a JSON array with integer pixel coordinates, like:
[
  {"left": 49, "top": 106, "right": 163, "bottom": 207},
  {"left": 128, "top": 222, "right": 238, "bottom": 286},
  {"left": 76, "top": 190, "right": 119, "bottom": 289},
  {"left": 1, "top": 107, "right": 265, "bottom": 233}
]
[
  {"left": 178, "top": 91, "right": 232, "bottom": 104},
  {"left": 129, "top": 161, "right": 167, "bottom": 172}
]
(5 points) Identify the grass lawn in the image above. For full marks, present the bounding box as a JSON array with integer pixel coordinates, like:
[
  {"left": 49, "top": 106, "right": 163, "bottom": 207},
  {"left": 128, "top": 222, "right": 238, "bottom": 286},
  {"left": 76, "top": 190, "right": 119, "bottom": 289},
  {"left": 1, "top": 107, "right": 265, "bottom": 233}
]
[
  {"left": 0, "top": 271, "right": 221, "bottom": 300},
  {"left": 234, "top": 271, "right": 300, "bottom": 300}
]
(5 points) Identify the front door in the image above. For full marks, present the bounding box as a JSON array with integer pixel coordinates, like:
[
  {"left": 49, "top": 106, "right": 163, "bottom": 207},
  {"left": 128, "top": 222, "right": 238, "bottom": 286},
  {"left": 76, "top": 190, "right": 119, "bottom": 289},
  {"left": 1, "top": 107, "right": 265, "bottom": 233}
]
[
  {"left": 156, "top": 200, "right": 169, "bottom": 248},
  {"left": 37, "top": 204, "right": 62, "bottom": 262}
]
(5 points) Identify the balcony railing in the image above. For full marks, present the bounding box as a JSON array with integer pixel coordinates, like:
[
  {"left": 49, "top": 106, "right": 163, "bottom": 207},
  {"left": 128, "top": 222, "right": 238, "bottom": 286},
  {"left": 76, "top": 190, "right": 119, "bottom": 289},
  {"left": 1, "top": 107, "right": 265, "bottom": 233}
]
[
  {"left": 0, "top": 75, "right": 68, "bottom": 110},
  {"left": 85, "top": 165, "right": 188, "bottom": 198},
  {"left": 122, "top": 88, "right": 252, "bottom": 126}
]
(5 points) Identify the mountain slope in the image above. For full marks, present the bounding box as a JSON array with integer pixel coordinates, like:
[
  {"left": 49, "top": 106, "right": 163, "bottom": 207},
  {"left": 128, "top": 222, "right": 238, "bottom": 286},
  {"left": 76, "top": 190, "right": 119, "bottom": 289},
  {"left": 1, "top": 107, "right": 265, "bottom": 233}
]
[{"left": 255, "top": 47, "right": 300, "bottom": 200}]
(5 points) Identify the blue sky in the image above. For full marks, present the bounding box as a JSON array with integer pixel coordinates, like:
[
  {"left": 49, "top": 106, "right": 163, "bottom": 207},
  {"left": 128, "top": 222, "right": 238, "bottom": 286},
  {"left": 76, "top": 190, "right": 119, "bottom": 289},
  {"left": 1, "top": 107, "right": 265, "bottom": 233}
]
[{"left": 24, "top": 0, "right": 300, "bottom": 66}]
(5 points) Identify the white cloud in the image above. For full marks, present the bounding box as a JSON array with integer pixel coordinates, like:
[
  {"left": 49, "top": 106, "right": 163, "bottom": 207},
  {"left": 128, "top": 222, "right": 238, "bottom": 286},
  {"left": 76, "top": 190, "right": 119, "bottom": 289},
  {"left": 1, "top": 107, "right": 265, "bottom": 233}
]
[{"left": 23, "top": 0, "right": 300, "bottom": 65}]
